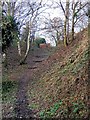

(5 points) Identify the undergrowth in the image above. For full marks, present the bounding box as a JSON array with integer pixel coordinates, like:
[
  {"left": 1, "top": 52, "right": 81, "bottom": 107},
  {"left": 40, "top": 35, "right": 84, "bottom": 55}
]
[
  {"left": 59, "top": 48, "right": 88, "bottom": 75},
  {"left": 2, "top": 76, "right": 17, "bottom": 103},
  {"left": 39, "top": 100, "right": 88, "bottom": 119}
]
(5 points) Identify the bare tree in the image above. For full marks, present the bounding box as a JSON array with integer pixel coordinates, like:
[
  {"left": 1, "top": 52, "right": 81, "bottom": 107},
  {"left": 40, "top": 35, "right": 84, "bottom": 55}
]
[
  {"left": 71, "top": 0, "right": 88, "bottom": 41},
  {"left": 44, "top": 17, "right": 64, "bottom": 46},
  {"left": 57, "top": 0, "right": 70, "bottom": 46},
  {"left": 2, "top": 0, "right": 48, "bottom": 64},
  {"left": 56, "top": 0, "right": 88, "bottom": 45},
  {"left": 19, "top": 0, "right": 48, "bottom": 64}
]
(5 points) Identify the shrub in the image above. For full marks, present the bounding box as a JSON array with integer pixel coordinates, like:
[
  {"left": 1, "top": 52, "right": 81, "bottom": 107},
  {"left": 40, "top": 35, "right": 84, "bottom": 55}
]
[
  {"left": 34, "top": 37, "right": 46, "bottom": 47},
  {"left": 2, "top": 14, "right": 19, "bottom": 53}
]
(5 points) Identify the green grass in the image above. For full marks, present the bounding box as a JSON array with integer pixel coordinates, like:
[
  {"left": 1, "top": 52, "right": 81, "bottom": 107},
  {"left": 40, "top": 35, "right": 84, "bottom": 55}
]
[
  {"left": 2, "top": 75, "right": 18, "bottom": 117},
  {"left": 28, "top": 103, "right": 39, "bottom": 109},
  {"left": 58, "top": 48, "right": 88, "bottom": 75},
  {"left": 39, "top": 100, "right": 88, "bottom": 119},
  {"left": 39, "top": 100, "right": 63, "bottom": 118},
  {"left": 2, "top": 78, "right": 17, "bottom": 103},
  {"left": 39, "top": 48, "right": 89, "bottom": 119}
]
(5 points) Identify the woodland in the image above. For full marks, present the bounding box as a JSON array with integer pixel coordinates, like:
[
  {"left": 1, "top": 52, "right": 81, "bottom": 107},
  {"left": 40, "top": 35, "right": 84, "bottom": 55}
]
[{"left": 1, "top": 0, "right": 90, "bottom": 119}]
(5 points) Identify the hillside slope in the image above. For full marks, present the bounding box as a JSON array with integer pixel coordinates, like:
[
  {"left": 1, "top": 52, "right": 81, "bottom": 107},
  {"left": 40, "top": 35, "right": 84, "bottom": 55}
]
[{"left": 28, "top": 28, "right": 89, "bottom": 119}]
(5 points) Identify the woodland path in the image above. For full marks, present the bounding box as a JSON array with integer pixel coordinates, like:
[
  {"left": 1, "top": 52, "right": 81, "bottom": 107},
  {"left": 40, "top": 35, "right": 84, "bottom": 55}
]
[{"left": 14, "top": 48, "right": 51, "bottom": 119}]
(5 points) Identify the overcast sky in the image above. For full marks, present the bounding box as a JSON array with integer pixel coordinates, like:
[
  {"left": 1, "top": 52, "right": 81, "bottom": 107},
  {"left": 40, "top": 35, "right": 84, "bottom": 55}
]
[{"left": 4, "top": 0, "right": 88, "bottom": 46}]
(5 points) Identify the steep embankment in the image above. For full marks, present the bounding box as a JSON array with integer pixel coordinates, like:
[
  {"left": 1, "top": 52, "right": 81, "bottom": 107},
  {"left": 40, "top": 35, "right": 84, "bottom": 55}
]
[{"left": 28, "top": 28, "right": 89, "bottom": 119}]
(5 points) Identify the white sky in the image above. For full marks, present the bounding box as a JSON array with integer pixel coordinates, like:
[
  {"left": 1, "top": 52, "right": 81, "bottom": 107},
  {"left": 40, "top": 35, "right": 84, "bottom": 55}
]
[{"left": 4, "top": 0, "right": 88, "bottom": 46}]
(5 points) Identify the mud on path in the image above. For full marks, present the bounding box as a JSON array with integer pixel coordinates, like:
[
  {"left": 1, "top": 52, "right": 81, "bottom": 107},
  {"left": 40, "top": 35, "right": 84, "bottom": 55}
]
[
  {"left": 13, "top": 48, "right": 52, "bottom": 119},
  {"left": 14, "top": 73, "right": 34, "bottom": 118}
]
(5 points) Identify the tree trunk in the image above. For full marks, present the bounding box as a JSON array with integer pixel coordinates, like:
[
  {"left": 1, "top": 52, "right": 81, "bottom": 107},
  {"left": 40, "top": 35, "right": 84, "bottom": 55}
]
[
  {"left": 17, "top": 41, "right": 21, "bottom": 56},
  {"left": 71, "top": 16, "right": 74, "bottom": 41},
  {"left": 4, "top": 49, "right": 8, "bottom": 68},
  {"left": 55, "top": 39, "right": 58, "bottom": 46},
  {"left": 56, "top": 31, "right": 59, "bottom": 46},
  {"left": 66, "top": 0, "right": 69, "bottom": 43},
  {"left": 20, "top": 30, "right": 31, "bottom": 65},
  {"left": 64, "top": 19, "right": 68, "bottom": 46},
  {"left": 7, "top": 2, "right": 11, "bottom": 16},
  {"left": 71, "top": 0, "right": 75, "bottom": 41},
  {"left": 64, "top": 0, "right": 69, "bottom": 47}
]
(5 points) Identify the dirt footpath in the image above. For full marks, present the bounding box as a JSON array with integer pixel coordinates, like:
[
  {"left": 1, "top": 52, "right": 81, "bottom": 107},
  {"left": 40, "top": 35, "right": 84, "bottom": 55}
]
[{"left": 14, "top": 48, "right": 51, "bottom": 119}]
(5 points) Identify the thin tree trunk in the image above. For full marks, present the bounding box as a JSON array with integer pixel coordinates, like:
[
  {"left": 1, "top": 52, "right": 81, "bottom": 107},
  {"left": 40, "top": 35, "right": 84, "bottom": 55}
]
[
  {"left": 64, "top": 0, "right": 69, "bottom": 47},
  {"left": 56, "top": 31, "right": 59, "bottom": 46},
  {"left": 72, "top": 15, "right": 75, "bottom": 41},
  {"left": 7, "top": 2, "right": 11, "bottom": 16},
  {"left": 4, "top": 49, "right": 8, "bottom": 68},
  {"left": 55, "top": 39, "right": 58, "bottom": 46},
  {"left": 66, "top": 0, "right": 69, "bottom": 43},
  {"left": 71, "top": 0, "right": 75, "bottom": 41},
  {"left": 20, "top": 29, "right": 31, "bottom": 65},
  {"left": 17, "top": 41, "right": 21, "bottom": 56},
  {"left": 64, "top": 19, "right": 68, "bottom": 46}
]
